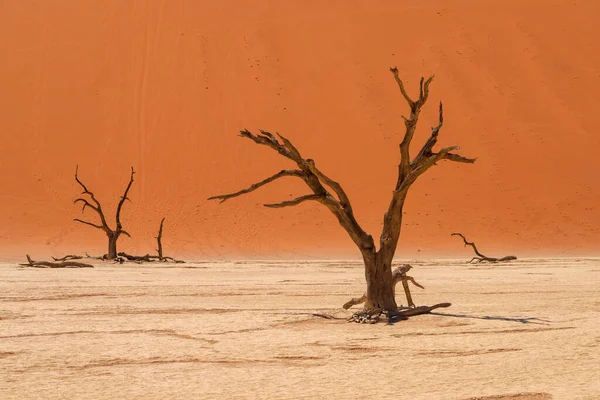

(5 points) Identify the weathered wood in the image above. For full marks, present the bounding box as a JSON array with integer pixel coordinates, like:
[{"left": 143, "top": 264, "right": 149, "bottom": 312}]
[
  {"left": 343, "top": 264, "right": 425, "bottom": 309},
  {"left": 73, "top": 166, "right": 135, "bottom": 259},
  {"left": 348, "top": 303, "right": 452, "bottom": 324},
  {"left": 451, "top": 233, "right": 517, "bottom": 263},
  {"left": 210, "top": 68, "right": 475, "bottom": 320},
  {"left": 19, "top": 255, "right": 93, "bottom": 269},
  {"left": 51, "top": 255, "right": 83, "bottom": 261},
  {"left": 156, "top": 217, "right": 165, "bottom": 259}
]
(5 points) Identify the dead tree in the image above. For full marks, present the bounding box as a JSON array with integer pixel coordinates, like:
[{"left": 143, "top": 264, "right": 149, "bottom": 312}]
[
  {"left": 153, "top": 218, "right": 185, "bottom": 263},
  {"left": 451, "top": 233, "right": 517, "bottom": 263},
  {"left": 210, "top": 67, "right": 476, "bottom": 322},
  {"left": 20, "top": 255, "right": 93, "bottom": 268},
  {"left": 73, "top": 166, "right": 135, "bottom": 259}
]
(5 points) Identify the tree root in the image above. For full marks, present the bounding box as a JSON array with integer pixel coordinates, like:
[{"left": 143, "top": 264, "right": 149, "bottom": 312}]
[
  {"left": 451, "top": 233, "right": 516, "bottom": 263},
  {"left": 19, "top": 255, "right": 94, "bottom": 269},
  {"left": 348, "top": 302, "right": 451, "bottom": 324},
  {"left": 343, "top": 264, "right": 424, "bottom": 310}
]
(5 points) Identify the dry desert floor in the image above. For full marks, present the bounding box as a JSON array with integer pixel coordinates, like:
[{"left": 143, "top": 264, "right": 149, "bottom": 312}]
[{"left": 1, "top": 258, "right": 599, "bottom": 399}]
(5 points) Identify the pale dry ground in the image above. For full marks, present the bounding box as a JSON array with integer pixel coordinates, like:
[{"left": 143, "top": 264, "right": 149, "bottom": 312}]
[{"left": 1, "top": 259, "right": 599, "bottom": 400}]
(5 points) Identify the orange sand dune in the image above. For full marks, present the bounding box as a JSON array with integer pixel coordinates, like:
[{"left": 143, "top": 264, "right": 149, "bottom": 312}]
[{"left": 1, "top": 1, "right": 599, "bottom": 260}]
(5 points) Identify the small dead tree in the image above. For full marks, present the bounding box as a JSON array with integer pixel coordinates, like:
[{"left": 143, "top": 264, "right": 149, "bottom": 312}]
[
  {"left": 73, "top": 166, "right": 135, "bottom": 259},
  {"left": 451, "top": 233, "right": 517, "bottom": 263},
  {"left": 210, "top": 67, "right": 476, "bottom": 321}
]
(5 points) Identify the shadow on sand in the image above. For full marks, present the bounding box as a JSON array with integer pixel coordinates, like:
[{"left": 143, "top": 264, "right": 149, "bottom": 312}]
[{"left": 429, "top": 312, "right": 550, "bottom": 325}]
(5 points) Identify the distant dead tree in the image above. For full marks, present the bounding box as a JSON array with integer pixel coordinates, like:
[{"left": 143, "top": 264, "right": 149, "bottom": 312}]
[
  {"left": 451, "top": 233, "right": 517, "bottom": 263},
  {"left": 210, "top": 67, "right": 476, "bottom": 322},
  {"left": 116, "top": 218, "right": 185, "bottom": 263},
  {"left": 73, "top": 166, "right": 135, "bottom": 259}
]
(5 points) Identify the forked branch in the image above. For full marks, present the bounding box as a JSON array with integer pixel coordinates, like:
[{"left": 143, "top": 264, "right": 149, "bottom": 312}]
[
  {"left": 209, "top": 130, "right": 373, "bottom": 251},
  {"left": 451, "top": 233, "right": 517, "bottom": 263},
  {"left": 73, "top": 166, "right": 135, "bottom": 237},
  {"left": 208, "top": 170, "right": 304, "bottom": 203}
]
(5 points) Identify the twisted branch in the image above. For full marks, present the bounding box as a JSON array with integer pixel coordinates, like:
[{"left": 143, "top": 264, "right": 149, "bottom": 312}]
[
  {"left": 451, "top": 233, "right": 517, "bottom": 263},
  {"left": 208, "top": 170, "right": 304, "bottom": 203}
]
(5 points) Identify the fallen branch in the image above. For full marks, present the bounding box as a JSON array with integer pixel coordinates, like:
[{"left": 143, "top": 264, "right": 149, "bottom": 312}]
[
  {"left": 343, "top": 264, "right": 425, "bottom": 309},
  {"left": 85, "top": 252, "right": 109, "bottom": 260},
  {"left": 19, "top": 255, "right": 94, "bottom": 269},
  {"left": 451, "top": 233, "right": 517, "bottom": 263},
  {"left": 117, "top": 252, "right": 154, "bottom": 262},
  {"left": 51, "top": 255, "right": 83, "bottom": 262},
  {"left": 349, "top": 302, "right": 451, "bottom": 324}
]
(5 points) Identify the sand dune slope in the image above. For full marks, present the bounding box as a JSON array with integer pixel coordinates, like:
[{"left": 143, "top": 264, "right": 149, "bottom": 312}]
[{"left": 1, "top": 1, "right": 599, "bottom": 259}]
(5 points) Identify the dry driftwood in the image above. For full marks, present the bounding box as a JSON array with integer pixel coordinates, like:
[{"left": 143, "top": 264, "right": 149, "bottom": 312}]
[
  {"left": 19, "top": 255, "right": 94, "bottom": 269},
  {"left": 74, "top": 166, "right": 135, "bottom": 259},
  {"left": 209, "top": 67, "right": 475, "bottom": 322},
  {"left": 348, "top": 302, "right": 451, "bottom": 324},
  {"left": 343, "top": 264, "right": 424, "bottom": 309},
  {"left": 51, "top": 254, "right": 83, "bottom": 262},
  {"left": 451, "top": 233, "right": 517, "bottom": 263}
]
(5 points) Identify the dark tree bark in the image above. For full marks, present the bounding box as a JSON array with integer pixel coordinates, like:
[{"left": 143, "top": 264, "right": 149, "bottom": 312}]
[
  {"left": 156, "top": 217, "right": 165, "bottom": 259},
  {"left": 210, "top": 68, "right": 476, "bottom": 321},
  {"left": 343, "top": 264, "right": 424, "bottom": 310},
  {"left": 451, "top": 233, "right": 517, "bottom": 263},
  {"left": 73, "top": 166, "right": 135, "bottom": 259}
]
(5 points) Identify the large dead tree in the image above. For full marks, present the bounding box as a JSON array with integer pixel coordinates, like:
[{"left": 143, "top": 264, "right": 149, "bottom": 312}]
[
  {"left": 210, "top": 68, "right": 476, "bottom": 320},
  {"left": 73, "top": 166, "right": 135, "bottom": 259}
]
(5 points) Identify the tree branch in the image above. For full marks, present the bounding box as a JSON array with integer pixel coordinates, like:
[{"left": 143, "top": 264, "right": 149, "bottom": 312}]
[
  {"left": 208, "top": 170, "right": 304, "bottom": 203},
  {"left": 74, "top": 166, "right": 110, "bottom": 231},
  {"left": 156, "top": 217, "right": 165, "bottom": 258},
  {"left": 73, "top": 218, "right": 104, "bottom": 230},
  {"left": 305, "top": 159, "right": 352, "bottom": 209},
  {"left": 20, "top": 255, "right": 94, "bottom": 268},
  {"left": 264, "top": 194, "right": 323, "bottom": 208},
  {"left": 451, "top": 233, "right": 517, "bottom": 263},
  {"left": 51, "top": 255, "right": 83, "bottom": 261},
  {"left": 115, "top": 167, "right": 135, "bottom": 232},
  {"left": 210, "top": 130, "right": 374, "bottom": 252}
]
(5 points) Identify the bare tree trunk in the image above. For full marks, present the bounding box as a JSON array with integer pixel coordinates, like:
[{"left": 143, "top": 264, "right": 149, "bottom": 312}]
[
  {"left": 363, "top": 253, "right": 397, "bottom": 312},
  {"left": 107, "top": 234, "right": 118, "bottom": 259}
]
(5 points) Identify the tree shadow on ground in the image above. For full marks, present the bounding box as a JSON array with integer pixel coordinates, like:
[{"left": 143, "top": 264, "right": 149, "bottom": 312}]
[{"left": 429, "top": 312, "right": 550, "bottom": 325}]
